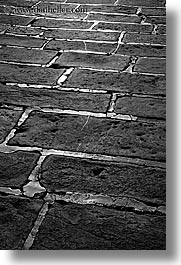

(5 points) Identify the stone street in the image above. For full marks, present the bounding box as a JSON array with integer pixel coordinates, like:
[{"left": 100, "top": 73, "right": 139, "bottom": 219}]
[{"left": 0, "top": 0, "right": 166, "bottom": 250}]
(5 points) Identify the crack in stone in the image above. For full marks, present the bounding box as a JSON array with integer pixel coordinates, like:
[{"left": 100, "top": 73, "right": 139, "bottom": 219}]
[
  {"left": 22, "top": 199, "right": 51, "bottom": 250},
  {"left": 0, "top": 186, "right": 22, "bottom": 196},
  {"left": 48, "top": 192, "right": 166, "bottom": 216}
]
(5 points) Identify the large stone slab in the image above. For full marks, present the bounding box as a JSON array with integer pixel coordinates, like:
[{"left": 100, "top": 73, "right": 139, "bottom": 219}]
[
  {"left": 31, "top": 202, "right": 166, "bottom": 250},
  {"left": 63, "top": 69, "right": 166, "bottom": 95},
  {"left": 41, "top": 155, "right": 166, "bottom": 204},
  {"left": 9, "top": 111, "right": 166, "bottom": 162},
  {"left": 0, "top": 195, "right": 43, "bottom": 249},
  {"left": 0, "top": 84, "right": 110, "bottom": 113}
]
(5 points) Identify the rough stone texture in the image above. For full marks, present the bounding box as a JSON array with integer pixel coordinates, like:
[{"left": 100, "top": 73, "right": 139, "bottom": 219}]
[
  {"left": 145, "top": 16, "right": 166, "bottom": 25},
  {"left": 0, "top": 63, "right": 64, "bottom": 85},
  {"left": 33, "top": 19, "right": 93, "bottom": 29},
  {"left": 31, "top": 203, "right": 166, "bottom": 250},
  {"left": 134, "top": 58, "right": 166, "bottom": 74},
  {"left": 115, "top": 97, "right": 166, "bottom": 119},
  {"left": 79, "top": 4, "right": 137, "bottom": 14},
  {"left": 55, "top": 52, "right": 129, "bottom": 70},
  {"left": 0, "top": 14, "right": 34, "bottom": 26},
  {"left": 87, "top": 13, "right": 141, "bottom": 23},
  {"left": 45, "top": 40, "right": 117, "bottom": 53},
  {"left": 0, "top": 35, "right": 45, "bottom": 48},
  {"left": 41, "top": 155, "right": 166, "bottom": 204},
  {"left": 44, "top": 29, "right": 120, "bottom": 42},
  {"left": 6, "top": 26, "right": 43, "bottom": 36},
  {"left": 123, "top": 33, "right": 166, "bottom": 45},
  {"left": 0, "top": 151, "right": 40, "bottom": 188},
  {"left": 63, "top": 69, "right": 166, "bottom": 95},
  {"left": 141, "top": 7, "right": 166, "bottom": 16},
  {"left": 85, "top": 42, "right": 117, "bottom": 53},
  {"left": 95, "top": 22, "right": 152, "bottom": 33},
  {"left": 0, "top": 84, "right": 111, "bottom": 113},
  {"left": 0, "top": 46, "right": 57, "bottom": 64},
  {"left": 0, "top": 108, "right": 22, "bottom": 144},
  {"left": 0, "top": 195, "right": 43, "bottom": 250},
  {"left": 115, "top": 0, "right": 165, "bottom": 7},
  {"left": 0, "top": 0, "right": 166, "bottom": 251},
  {"left": 116, "top": 44, "right": 166, "bottom": 58},
  {"left": 45, "top": 40, "right": 85, "bottom": 51},
  {"left": 9, "top": 112, "right": 166, "bottom": 162}
]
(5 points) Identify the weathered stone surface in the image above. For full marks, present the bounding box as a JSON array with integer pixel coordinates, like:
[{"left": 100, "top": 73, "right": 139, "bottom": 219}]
[
  {"left": 63, "top": 69, "right": 166, "bottom": 95},
  {"left": 45, "top": 40, "right": 85, "bottom": 51},
  {"left": 123, "top": 33, "right": 166, "bottom": 45},
  {"left": 145, "top": 16, "right": 166, "bottom": 25},
  {"left": 116, "top": 44, "right": 166, "bottom": 58},
  {"left": 79, "top": 4, "right": 137, "bottom": 14},
  {"left": 141, "top": 7, "right": 166, "bottom": 16},
  {"left": 6, "top": 25, "right": 43, "bottom": 36},
  {"left": 95, "top": 22, "right": 152, "bottom": 33},
  {"left": 115, "top": 0, "right": 165, "bottom": 7},
  {"left": 55, "top": 52, "right": 129, "bottom": 70},
  {"left": 87, "top": 13, "right": 141, "bottom": 23},
  {"left": 0, "top": 63, "right": 64, "bottom": 85},
  {"left": 0, "top": 14, "right": 34, "bottom": 26},
  {"left": 115, "top": 97, "right": 166, "bottom": 119},
  {"left": 44, "top": 29, "right": 120, "bottom": 42},
  {"left": 0, "top": 151, "right": 40, "bottom": 188},
  {"left": 45, "top": 40, "right": 117, "bottom": 53},
  {"left": 33, "top": 18, "right": 93, "bottom": 29},
  {"left": 85, "top": 42, "right": 117, "bottom": 53},
  {"left": 41, "top": 155, "right": 166, "bottom": 204},
  {"left": 0, "top": 35, "right": 45, "bottom": 48},
  {"left": 31, "top": 203, "right": 166, "bottom": 250},
  {"left": 0, "top": 195, "right": 43, "bottom": 250},
  {"left": 9, "top": 112, "right": 166, "bottom": 162},
  {"left": 134, "top": 58, "right": 166, "bottom": 74},
  {"left": 0, "top": 46, "right": 57, "bottom": 64},
  {"left": 0, "top": 84, "right": 111, "bottom": 113},
  {"left": 0, "top": 108, "right": 22, "bottom": 144}
]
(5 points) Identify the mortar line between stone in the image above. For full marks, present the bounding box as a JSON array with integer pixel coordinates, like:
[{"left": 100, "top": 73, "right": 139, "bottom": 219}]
[{"left": 22, "top": 200, "right": 51, "bottom": 250}]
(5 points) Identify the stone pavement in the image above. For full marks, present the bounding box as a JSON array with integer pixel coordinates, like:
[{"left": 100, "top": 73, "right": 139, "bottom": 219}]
[{"left": 0, "top": 0, "right": 166, "bottom": 250}]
